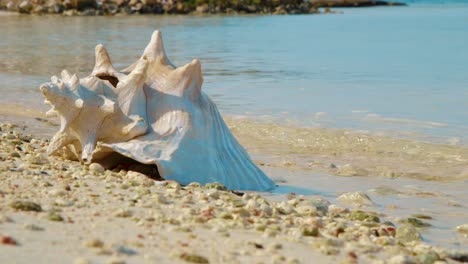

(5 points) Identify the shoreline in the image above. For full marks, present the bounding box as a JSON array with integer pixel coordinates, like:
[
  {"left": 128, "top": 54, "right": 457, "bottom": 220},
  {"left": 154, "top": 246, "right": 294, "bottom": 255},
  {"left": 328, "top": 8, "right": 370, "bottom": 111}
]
[
  {"left": 0, "top": 0, "right": 405, "bottom": 16},
  {"left": 1, "top": 121, "right": 467, "bottom": 263},
  {"left": 2, "top": 108, "right": 468, "bottom": 183}
]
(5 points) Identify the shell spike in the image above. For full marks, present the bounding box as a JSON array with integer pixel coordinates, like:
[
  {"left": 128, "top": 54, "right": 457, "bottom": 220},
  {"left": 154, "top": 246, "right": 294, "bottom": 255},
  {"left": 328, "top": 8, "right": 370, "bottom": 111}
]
[
  {"left": 175, "top": 59, "right": 203, "bottom": 99},
  {"left": 144, "top": 31, "right": 165, "bottom": 59},
  {"left": 51, "top": 75, "right": 60, "bottom": 84},
  {"left": 47, "top": 131, "right": 73, "bottom": 156},
  {"left": 190, "top": 59, "right": 203, "bottom": 82},
  {"left": 122, "top": 30, "right": 173, "bottom": 73},
  {"left": 80, "top": 133, "right": 97, "bottom": 164},
  {"left": 144, "top": 30, "right": 174, "bottom": 66},
  {"left": 61, "top": 70, "right": 72, "bottom": 82},
  {"left": 92, "top": 44, "right": 116, "bottom": 75},
  {"left": 69, "top": 74, "right": 80, "bottom": 91}
]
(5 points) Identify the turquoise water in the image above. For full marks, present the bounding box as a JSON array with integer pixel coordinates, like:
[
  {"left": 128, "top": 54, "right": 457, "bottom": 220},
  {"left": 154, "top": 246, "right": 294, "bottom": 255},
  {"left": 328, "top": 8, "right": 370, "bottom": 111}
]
[{"left": 1, "top": 4, "right": 467, "bottom": 144}]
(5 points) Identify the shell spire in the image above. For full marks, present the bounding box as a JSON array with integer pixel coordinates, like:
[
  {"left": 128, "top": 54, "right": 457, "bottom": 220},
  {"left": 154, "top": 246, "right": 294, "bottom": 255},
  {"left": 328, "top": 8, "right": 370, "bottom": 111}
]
[{"left": 143, "top": 30, "right": 171, "bottom": 65}]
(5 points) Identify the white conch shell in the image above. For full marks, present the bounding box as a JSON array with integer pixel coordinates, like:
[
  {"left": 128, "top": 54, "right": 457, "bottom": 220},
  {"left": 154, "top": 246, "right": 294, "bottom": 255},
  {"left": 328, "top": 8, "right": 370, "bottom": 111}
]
[{"left": 40, "top": 30, "right": 275, "bottom": 191}]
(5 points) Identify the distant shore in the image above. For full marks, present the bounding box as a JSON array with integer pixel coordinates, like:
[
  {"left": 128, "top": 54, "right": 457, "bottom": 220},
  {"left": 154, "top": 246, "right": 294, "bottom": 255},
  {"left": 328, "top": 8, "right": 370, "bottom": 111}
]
[{"left": 0, "top": 0, "right": 405, "bottom": 16}]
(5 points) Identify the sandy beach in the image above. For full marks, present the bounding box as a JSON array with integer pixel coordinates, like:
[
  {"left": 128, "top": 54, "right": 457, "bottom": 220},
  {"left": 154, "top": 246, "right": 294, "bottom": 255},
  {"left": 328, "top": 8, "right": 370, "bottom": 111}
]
[{"left": 1, "top": 122, "right": 467, "bottom": 264}]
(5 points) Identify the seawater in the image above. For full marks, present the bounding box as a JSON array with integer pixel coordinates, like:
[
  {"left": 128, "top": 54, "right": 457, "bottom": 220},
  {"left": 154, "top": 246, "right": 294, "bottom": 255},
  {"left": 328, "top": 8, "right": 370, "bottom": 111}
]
[{"left": 0, "top": 3, "right": 467, "bottom": 249}]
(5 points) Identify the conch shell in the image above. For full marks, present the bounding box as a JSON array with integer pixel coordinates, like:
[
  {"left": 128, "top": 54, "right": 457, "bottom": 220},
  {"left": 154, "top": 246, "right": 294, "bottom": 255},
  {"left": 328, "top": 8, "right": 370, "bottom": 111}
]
[{"left": 40, "top": 30, "right": 275, "bottom": 191}]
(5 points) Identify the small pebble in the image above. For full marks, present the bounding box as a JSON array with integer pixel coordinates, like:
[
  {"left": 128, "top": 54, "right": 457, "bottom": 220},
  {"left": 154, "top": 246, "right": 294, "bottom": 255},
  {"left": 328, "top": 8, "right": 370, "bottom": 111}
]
[
  {"left": 402, "top": 217, "right": 431, "bottom": 228},
  {"left": 83, "top": 238, "right": 104, "bottom": 248},
  {"left": 10, "top": 152, "right": 21, "bottom": 158},
  {"left": 114, "top": 209, "right": 132, "bottom": 218},
  {"left": 47, "top": 212, "right": 64, "bottom": 222},
  {"left": 89, "top": 163, "right": 105, "bottom": 174},
  {"left": 49, "top": 189, "right": 67, "bottom": 197},
  {"left": 114, "top": 245, "right": 137, "bottom": 255},
  {"left": 336, "top": 164, "right": 367, "bottom": 177},
  {"left": 24, "top": 224, "right": 44, "bottom": 231},
  {"left": 29, "top": 153, "right": 49, "bottom": 165},
  {"left": 417, "top": 250, "right": 440, "bottom": 264},
  {"left": 10, "top": 201, "right": 42, "bottom": 212},
  {"left": 348, "top": 210, "right": 379, "bottom": 223},
  {"left": 73, "top": 258, "right": 91, "bottom": 264},
  {"left": 267, "top": 242, "right": 283, "bottom": 251},
  {"left": 0, "top": 215, "right": 13, "bottom": 223},
  {"left": 411, "top": 214, "right": 433, "bottom": 220},
  {"left": 204, "top": 182, "right": 227, "bottom": 191},
  {"left": 179, "top": 253, "right": 209, "bottom": 263},
  {"left": 456, "top": 224, "right": 468, "bottom": 234},
  {"left": 1, "top": 235, "right": 18, "bottom": 246},
  {"left": 337, "top": 191, "right": 374, "bottom": 206},
  {"left": 388, "top": 254, "right": 415, "bottom": 264},
  {"left": 396, "top": 224, "right": 421, "bottom": 243}
]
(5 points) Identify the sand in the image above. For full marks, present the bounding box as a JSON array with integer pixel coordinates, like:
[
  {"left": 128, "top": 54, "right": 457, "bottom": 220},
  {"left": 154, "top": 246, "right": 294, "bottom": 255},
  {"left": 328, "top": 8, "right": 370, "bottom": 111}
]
[{"left": 1, "top": 122, "right": 467, "bottom": 264}]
